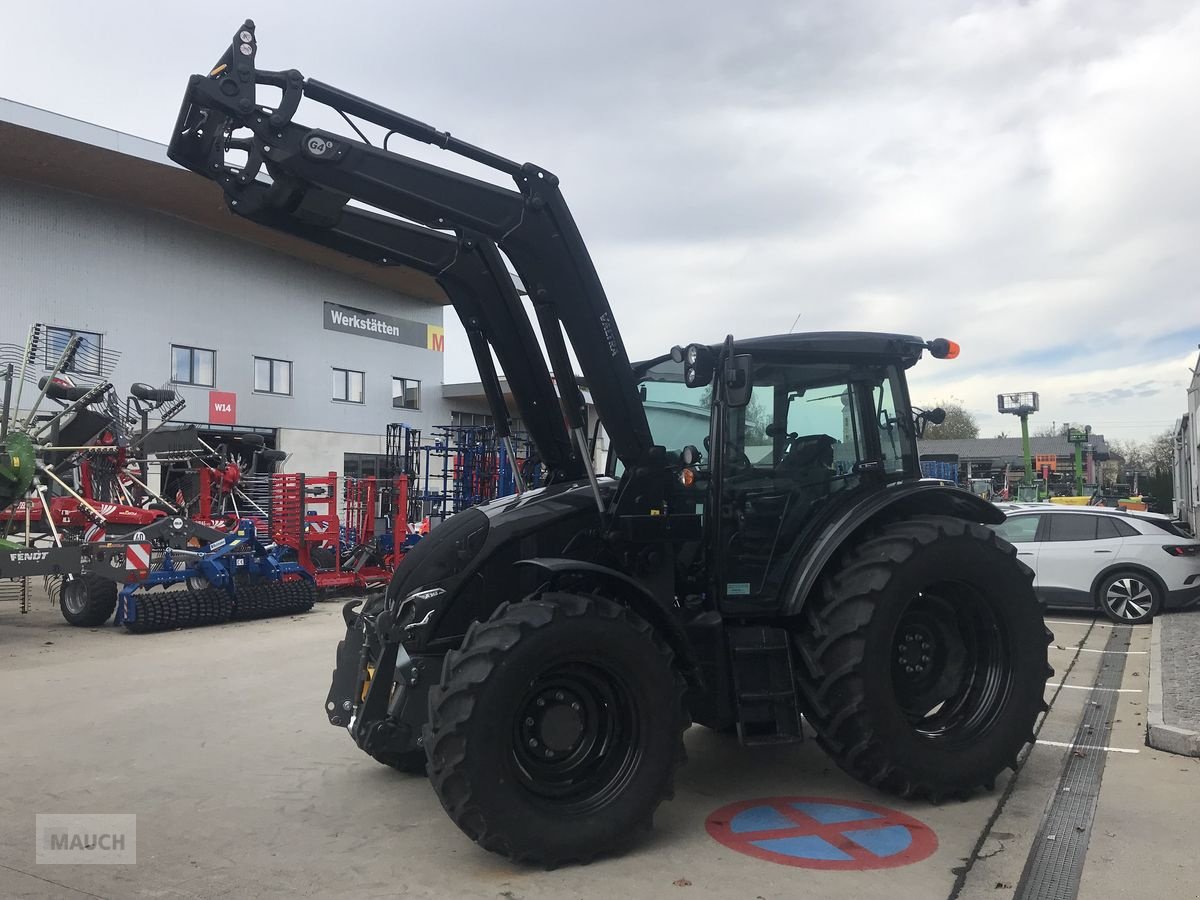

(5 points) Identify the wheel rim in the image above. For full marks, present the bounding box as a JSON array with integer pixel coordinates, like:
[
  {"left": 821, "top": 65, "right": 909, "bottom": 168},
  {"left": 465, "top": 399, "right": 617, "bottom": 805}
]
[
  {"left": 510, "top": 661, "right": 640, "bottom": 815},
  {"left": 62, "top": 579, "right": 88, "bottom": 615},
  {"left": 891, "top": 585, "right": 1012, "bottom": 746},
  {"left": 1105, "top": 578, "right": 1153, "bottom": 621}
]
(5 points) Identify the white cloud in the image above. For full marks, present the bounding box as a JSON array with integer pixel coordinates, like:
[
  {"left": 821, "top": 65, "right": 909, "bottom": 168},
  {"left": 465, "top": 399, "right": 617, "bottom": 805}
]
[{"left": 3, "top": 0, "right": 1196, "bottom": 441}]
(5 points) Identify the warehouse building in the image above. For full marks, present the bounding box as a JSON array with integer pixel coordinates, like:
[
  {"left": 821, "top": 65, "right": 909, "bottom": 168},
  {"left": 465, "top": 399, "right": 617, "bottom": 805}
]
[
  {"left": 0, "top": 97, "right": 469, "bottom": 477},
  {"left": 1172, "top": 349, "right": 1200, "bottom": 534},
  {"left": 918, "top": 434, "right": 1113, "bottom": 485}
]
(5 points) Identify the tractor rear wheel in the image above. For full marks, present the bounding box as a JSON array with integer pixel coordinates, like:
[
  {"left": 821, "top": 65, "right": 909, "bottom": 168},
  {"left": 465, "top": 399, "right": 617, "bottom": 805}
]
[
  {"left": 794, "top": 515, "right": 1051, "bottom": 800},
  {"left": 425, "top": 593, "right": 688, "bottom": 866},
  {"left": 59, "top": 575, "right": 117, "bottom": 627}
]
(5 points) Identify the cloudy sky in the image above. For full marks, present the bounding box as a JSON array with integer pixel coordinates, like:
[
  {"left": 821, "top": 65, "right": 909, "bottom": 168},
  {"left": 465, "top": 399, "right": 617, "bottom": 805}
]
[{"left": 6, "top": 0, "right": 1198, "bottom": 442}]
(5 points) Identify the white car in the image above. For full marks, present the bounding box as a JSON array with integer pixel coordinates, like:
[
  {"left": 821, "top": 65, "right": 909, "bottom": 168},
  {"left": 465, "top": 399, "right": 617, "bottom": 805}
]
[{"left": 989, "top": 504, "right": 1200, "bottom": 624}]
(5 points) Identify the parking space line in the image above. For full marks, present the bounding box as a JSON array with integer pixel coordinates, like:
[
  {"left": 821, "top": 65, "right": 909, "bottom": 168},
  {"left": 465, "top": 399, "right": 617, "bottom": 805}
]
[
  {"left": 1036, "top": 739, "right": 1140, "bottom": 754},
  {"left": 1045, "top": 682, "right": 1143, "bottom": 693},
  {"left": 1072, "top": 647, "right": 1146, "bottom": 654},
  {"left": 1044, "top": 618, "right": 1098, "bottom": 627},
  {"left": 1045, "top": 619, "right": 1146, "bottom": 629}
]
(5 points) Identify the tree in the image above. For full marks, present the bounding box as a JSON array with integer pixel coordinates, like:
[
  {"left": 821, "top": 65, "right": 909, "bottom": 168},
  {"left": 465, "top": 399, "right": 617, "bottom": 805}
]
[
  {"left": 1032, "top": 421, "right": 1067, "bottom": 438},
  {"left": 921, "top": 401, "right": 979, "bottom": 440},
  {"left": 1108, "top": 439, "right": 1146, "bottom": 473},
  {"left": 993, "top": 431, "right": 1009, "bottom": 439},
  {"left": 1148, "top": 429, "right": 1175, "bottom": 476},
  {"left": 744, "top": 396, "right": 770, "bottom": 443}
]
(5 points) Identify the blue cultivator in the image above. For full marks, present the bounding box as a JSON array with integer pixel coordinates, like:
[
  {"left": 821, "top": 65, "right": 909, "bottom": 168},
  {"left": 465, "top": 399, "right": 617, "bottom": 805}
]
[{"left": 92, "top": 519, "right": 315, "bottom": 633}]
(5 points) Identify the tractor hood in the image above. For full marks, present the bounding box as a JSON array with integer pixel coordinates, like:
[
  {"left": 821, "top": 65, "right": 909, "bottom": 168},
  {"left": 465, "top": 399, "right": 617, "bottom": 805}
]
[{"left": 388, "top": 478, "right": 618, "bottom": 648}]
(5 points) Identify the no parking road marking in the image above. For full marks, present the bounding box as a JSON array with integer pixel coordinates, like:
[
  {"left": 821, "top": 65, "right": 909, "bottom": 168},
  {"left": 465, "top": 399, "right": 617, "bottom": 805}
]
[{"left": 705, "top": 796, "right": 937, "bottom": 870}]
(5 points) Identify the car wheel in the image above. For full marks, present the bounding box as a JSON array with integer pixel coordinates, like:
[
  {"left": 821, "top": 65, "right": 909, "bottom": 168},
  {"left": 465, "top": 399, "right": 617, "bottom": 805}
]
[{"left": 1097, "top": 572, "right": 1160, "bottom": 625}]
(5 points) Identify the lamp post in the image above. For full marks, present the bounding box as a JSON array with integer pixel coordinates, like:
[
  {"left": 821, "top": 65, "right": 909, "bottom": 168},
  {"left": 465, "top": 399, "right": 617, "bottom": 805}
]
[{"left": 997, "top": 392, "right": 1039, "bottom": 500}]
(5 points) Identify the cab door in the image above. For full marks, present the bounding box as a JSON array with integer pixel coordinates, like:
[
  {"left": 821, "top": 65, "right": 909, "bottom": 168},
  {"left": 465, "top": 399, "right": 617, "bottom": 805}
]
[{"left": 716, "top": 359, "right": 876, "bottom": 608}]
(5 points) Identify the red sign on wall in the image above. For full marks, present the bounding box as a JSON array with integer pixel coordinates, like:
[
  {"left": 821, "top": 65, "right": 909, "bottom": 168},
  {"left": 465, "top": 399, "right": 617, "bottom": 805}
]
[{"left": 209, "top": 391, "right": 236, "bottom": 425}]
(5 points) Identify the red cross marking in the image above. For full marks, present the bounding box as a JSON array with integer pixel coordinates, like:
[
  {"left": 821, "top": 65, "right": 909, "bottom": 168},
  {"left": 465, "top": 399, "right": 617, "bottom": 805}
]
[{"left": 706, "top": 795, "right": 939, "bottom": 870}]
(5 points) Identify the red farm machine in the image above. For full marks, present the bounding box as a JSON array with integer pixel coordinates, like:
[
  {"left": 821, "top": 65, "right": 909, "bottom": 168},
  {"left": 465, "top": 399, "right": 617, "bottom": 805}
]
[{"left": 0, "top": 324, "right": 316, "bottom": 631}]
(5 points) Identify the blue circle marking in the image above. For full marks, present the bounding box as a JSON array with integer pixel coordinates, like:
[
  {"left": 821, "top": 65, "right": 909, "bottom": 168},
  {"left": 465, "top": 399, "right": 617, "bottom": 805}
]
[{"left": 706, "top": 796, "right": 938, "bottom": 869}]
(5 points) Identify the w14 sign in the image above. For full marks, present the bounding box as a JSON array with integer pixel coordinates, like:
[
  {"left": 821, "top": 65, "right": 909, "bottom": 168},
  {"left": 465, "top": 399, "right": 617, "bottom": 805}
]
[{"left": 209, "top": 391, "right": 236, "bottom": 425}]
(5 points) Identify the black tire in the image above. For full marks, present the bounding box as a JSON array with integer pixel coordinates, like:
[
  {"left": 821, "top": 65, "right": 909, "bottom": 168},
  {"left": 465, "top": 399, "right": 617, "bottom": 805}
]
[
  {"left": 310, "top": 547, "right": 337, "bottom": 570},
  {"left": 59, "top": 575, "right": 117, "bottom": 627},
  {"left": 425, "top": 593, "right": 688, "bottom": 866},
  {"left": 371, "top": 750, "right": 428, "bottom": 775},
  {"left": 794, "top": 515, "right": 1052, "bottom": 800},
  {"left": 1097, "top": 570, "right": 1161, "bottom": 625}
]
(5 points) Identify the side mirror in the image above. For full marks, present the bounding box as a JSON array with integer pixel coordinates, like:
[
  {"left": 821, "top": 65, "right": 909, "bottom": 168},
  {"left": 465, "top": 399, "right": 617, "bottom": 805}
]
[
  {"left": 913, "top": 406, "right": 946, "bottom": 438},
  {"left": 725, "top": 354, "right": 753, "bottom": 408}
]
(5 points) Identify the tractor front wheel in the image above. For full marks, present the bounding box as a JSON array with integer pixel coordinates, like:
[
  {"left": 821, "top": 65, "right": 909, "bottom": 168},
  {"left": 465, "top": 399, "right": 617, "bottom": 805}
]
[
  {"left": 794, "top": 515, "right": 1051, "bottom": 800},
  {"left": 425, "top": 593, "right": 687, "bottom": 866}
]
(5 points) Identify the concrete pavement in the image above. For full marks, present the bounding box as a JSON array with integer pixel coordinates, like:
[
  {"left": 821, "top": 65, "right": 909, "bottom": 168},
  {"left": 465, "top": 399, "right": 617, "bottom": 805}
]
[
  {"left": 1148, "top": 609, "right": 1200, "bottom": 756},
  {"left": 1, "top": 600, "right": 1196, "bottom": 899}
]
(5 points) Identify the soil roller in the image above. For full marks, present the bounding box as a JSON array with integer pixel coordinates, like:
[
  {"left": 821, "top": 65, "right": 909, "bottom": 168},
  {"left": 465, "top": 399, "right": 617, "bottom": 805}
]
[{"left": 89, "top": 518, "right": 315, "bottom": 633}]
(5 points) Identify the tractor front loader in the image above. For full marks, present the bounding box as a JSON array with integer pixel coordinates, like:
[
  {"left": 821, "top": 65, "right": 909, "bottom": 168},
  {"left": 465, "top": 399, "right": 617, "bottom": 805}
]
[{"left": 168, "top": 21, "right": 1052, "bottom": 867}]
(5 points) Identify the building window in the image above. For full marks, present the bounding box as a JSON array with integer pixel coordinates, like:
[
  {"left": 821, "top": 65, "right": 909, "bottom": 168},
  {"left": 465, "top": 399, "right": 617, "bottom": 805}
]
[
  {"left": 450, "top": 411, "right": 527, "bottom": 433},
  {"left": 45, "top": 326, "right": 103, "bottom": 375},
  {"left": 333, "top": 368, "right": 365, "bottom": 404},
  {"left": 344, "top": 453, "right": 394, "bottom": 479},
  {"left": 171, "top": 345, "right": 215, "bottom": 386},
  {"left": 451, "top": 411, "right": 494, "bottom": 428},
  {"left": 254, "top": 357, "right": 292, "bottom": 395},
  {"left": 392, "top": 377, "right": 420, "bottom": 410}
]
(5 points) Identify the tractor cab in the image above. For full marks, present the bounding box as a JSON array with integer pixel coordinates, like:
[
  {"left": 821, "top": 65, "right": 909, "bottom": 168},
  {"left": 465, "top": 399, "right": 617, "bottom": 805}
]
[{"left": 626, "top": 333, "right": 930, "bottom": 607}]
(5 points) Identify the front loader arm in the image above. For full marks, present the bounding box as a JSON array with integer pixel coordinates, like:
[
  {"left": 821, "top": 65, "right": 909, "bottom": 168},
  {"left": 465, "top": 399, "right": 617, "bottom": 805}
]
[
  {"left": 225, "top": 177, "right": 580, "bottom": 481},
  {"left": 168, "top": 20, "right": 653, "bottom": 473}
]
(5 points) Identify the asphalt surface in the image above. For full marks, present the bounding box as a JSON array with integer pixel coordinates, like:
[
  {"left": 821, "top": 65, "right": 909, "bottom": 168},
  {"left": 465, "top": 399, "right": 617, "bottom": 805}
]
[{"left": 1, "top": 598, "right": 1196, "bottom": 900}]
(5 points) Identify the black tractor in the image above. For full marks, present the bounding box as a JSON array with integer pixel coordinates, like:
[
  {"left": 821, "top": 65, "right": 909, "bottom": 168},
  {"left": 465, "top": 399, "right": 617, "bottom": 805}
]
[{"left": 169, "top": 21, "right": 1051, "bottom": 867}]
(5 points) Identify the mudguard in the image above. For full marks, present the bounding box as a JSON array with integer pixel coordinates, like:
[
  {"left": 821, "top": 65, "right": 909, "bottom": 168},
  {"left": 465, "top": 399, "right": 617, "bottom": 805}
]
[
  {"left": 516, "top": 557, "right": 700, "bottom": 682},
  {"left": 781, "top": 481, "right": 1004, "bottom": 617}
]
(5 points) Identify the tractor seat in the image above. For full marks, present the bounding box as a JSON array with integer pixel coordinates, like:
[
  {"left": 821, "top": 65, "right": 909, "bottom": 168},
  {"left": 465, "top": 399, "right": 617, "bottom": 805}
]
[
  {"left": 779, "top": 434, "right": 837, "bottom": 472},
  {"left": 38, "top": 376, "right": 94, "bottom": 403},
  {"left": 130, "top": 383, "right": 176, "bottom": 403}
]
